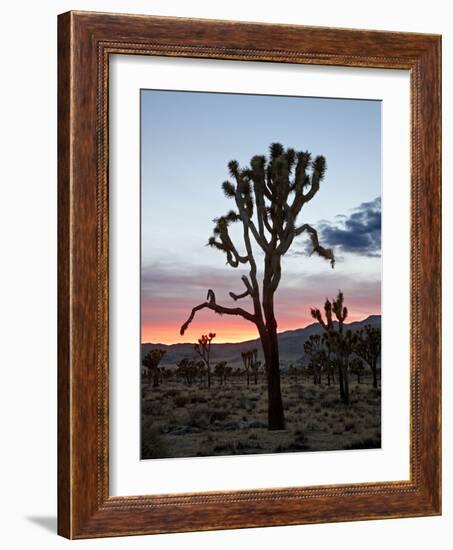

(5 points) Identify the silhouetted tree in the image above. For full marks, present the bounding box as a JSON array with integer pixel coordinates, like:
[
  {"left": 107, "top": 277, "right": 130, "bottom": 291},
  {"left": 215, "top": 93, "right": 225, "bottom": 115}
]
[
  {"left": 142, "top": 348, "right": 166, "bottom": 388},
  {"left": 355, "top": 325, "right": 381, "bottom": 388},
  {"left": 194, "top": 333, "right": 215, "bottom": 388},
  {"left": 181, "top": 143, "right": 334, "bottom": 429},
  {"left": 241, "top": 349, "right": 261, "bottom": 385},
  {"left": 176, "top": 358, "right": 195, "bottom": 386},
  {"left": 350, "top": 357, "right": 365, "bottom": 383},
  {"left": 214, "top": 361, "right": 228, "bottom": 385},
  {"left": 304, "top": 334, "right": 325, "bottom": 384},
  {"left": 311, "top": 291, "right": 355, "bottom": 404}
]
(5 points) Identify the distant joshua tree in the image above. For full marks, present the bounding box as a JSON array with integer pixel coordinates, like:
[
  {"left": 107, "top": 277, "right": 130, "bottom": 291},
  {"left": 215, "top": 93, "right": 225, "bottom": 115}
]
[
  {"left": 142, "top": 348, "right": 166, "bottom": 388},
  {"left": 214, "top": 361, "right": 230, "bottom": 385},
  {"left": 194, "top": 333, "right": 216, "bottom": 388},
  {"left": 355, "top": 325, "right": 381, "bottom": 388},
  {"left": 350, "top": 357, "right": 365, "bottom": 384},
  {"left": 241, "top": 349, "right": 261, "bottom": 385},
  {"left": 180, "top": 143, "right": 334, "bottom": 430},
  {"left": 304, "top": 334, "right": 327, "bottom": 384},
  {"left": 310, "top": 291, "right": 356, "bottom": 404}
]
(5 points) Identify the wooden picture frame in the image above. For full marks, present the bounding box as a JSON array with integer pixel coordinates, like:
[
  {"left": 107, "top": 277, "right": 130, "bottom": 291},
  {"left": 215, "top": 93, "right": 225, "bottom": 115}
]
[{"left": 58, "top": 10, "right": 441, "bottom": 539}]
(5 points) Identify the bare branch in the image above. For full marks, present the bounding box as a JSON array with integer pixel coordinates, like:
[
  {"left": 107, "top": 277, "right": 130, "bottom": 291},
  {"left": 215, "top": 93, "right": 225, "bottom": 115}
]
[
  {"left": 229, "top": 275, "right": 253, "bottom": 301},
  {"left": 180, "top": 289, "right": 255, "bottom": 335},
  {"left": 229, "top": 288, "right": 250, "bottom": 301},
  {"left": 294, "top": 223, "right": 335, "bottom": 267}
]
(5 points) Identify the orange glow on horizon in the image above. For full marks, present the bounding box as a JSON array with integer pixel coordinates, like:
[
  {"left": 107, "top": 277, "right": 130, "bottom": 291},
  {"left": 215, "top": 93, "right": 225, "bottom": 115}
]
[{"left": 141, "top": 306, "right": 380, "bottom": 344}]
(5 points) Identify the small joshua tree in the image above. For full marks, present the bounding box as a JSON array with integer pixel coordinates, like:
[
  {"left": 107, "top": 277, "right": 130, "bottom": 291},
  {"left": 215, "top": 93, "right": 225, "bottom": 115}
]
[
  {"left": 180, "top": 143, "right": 334, "bottom": 430},
  {"left": 310, "top": 291, "right": 356, "bottom": 404},
  {"left": 214, "top": 361, "right": 229, "bottom": 385},
  {"left": 142, "top": 348, "right": 166, "bottom": 388},
  {"left": 355, "top": 325, "right": 381, "bottom": 388},
  {"left": 241, "top": 349, "right": 261, "bottom": 385},
  {"left": 350, "top": 357, "right": 365, "bottom": 383},
  {"left": 304, "top": 334, "right": 325, "bottom": 384},
  {"left": 194, "top": 333, "right": 216, "bottom": 388}
]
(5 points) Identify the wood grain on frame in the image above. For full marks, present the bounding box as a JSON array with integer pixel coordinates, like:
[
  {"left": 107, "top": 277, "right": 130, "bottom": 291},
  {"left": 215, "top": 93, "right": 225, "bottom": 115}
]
[{"left": 57, "top": 11, "right": 441, "bottom": 539}]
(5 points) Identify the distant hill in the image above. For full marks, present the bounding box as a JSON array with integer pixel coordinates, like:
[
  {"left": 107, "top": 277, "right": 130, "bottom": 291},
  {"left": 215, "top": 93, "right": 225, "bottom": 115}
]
[{"left": 142, "top": 315, "right": 381, "bottom": 369}]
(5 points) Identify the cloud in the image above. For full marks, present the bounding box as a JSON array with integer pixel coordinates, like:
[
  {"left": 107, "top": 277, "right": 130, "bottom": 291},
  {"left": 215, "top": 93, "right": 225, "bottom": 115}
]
[{"left": 318, "top": 197, "right": 381, "bottom": 257}]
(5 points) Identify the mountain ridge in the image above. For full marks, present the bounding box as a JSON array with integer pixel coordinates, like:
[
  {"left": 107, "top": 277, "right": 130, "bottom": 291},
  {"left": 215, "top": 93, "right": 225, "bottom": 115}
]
[{"left": 142, "top": 314, "right": 381, "bottom": 368}]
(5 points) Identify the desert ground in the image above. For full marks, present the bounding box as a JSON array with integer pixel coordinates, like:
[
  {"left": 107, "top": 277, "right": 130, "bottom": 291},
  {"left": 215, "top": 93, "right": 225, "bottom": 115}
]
[{"left": 141, "top": 371, "right": 381, "bottom": 459}]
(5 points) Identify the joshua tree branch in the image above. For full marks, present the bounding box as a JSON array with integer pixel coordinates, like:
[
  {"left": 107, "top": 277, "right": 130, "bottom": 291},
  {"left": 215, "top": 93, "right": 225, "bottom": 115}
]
[
  {"left": 229, "top": 288, "right": 250, "bottom": 301},
  {"left": 294, "top": 223, "right": 335, "bottom": 267},
  {"left": 229, "top": 275, "right": 253, "bottom": 301},
  {"left": 180, "top": 293, "right": 256, "bottom": 335},
  {"left": 235, "top": 192, "right": 269, "bottom": 252}
]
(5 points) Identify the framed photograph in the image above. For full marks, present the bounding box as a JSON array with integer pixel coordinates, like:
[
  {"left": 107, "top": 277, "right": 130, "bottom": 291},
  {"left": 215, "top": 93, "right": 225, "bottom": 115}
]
[{"left": 58, "top": 11, "right": 441, "bottom": 538}]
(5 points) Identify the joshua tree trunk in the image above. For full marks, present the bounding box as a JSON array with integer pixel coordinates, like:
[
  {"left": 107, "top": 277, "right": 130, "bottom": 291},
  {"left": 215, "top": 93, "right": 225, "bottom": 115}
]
[
  {"left": 371, "top": 360, "right": 378, "bottom": 388},
  {"left": 338, "top": 364, "right": 345, "bottom": 401},
  {"left": 153, "top": 368, "right": 159, "bottom": 388},
  {"left": 260, "top": 319, "right": 285, "bottom": 430},
  {"left": 342, "top": 362, "right": 350, "bottom": 405}
]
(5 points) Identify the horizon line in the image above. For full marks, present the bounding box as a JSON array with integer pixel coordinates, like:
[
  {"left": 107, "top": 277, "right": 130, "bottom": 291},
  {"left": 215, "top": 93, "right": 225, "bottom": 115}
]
[{"left": 141, "top": 313, "right": 381, "bottom": 347}]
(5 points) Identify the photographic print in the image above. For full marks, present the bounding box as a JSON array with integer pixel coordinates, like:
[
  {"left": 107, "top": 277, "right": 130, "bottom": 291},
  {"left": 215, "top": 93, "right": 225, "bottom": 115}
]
[{"left": 140, "top": 89, "right": 381, "bottom": 460}]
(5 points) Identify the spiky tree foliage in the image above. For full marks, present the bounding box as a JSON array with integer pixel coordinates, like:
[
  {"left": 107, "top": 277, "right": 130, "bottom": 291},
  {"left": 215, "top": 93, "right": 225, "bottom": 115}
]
[
  {"left": 194, "top": 333, "right": 216, "bottom": 388},
  {"left": 181, "top": 144, "right": 334, "bottom": 429},
  {"left": 142, "top": 348, "right": 166, "bottom": 388},
  {"left": 176, "top": 358, "right": 194, "bottom": 386},
  {"left": 310, "top": 291, "right": 356, "bottom": 404},
  {"left": 350, "top": 357, "right": 365, "bottom": 384},
  {"left": 355, "top": 325, "right": 381, "bottom": 388}
]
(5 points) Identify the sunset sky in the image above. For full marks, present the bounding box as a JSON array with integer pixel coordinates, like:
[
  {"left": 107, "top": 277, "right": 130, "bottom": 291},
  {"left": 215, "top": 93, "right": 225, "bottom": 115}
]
[{"left": 141, "top": 90, "right": 381, "bottom": 344}]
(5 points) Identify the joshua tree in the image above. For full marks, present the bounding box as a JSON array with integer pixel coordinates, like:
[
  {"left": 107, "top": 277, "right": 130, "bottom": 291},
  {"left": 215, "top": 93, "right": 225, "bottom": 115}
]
[
  {"left": 322, "top": 332, "right": 336, "bottom": 385},
  {"left": 303, "top": 334, "right": 325, "bottom": 384},
  {"left": 311, "top": 291, "right": 356, "bottom": 404},
  {"left": 194, "top": 333, "right": 215, "bottom": 388},
  {"left": 213, "top": 361, "right": 232, "bottom": 385},
  {"left": 195, "top": 360, "right": 207, "bottom": 387},
  {"left": 142, "top": 348, "right": 166, "bottom": 388},
  {"left": 355, "top": 325, "right": 381, "bottom": 388},
  {"left": 180, "top": 143, "right": 334, "bottom": 429},
  {"left": 350, "top": 357, "right": 365, "bottom": 383},
  {"left": 241, "top": 349, "right": 261, "bottom": 385}
]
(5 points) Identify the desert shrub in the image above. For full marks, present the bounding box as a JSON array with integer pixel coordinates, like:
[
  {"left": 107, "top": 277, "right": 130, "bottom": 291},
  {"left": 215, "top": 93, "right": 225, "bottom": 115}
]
[
  {"left": 190, "top": 393, "right": 208, "bottom": 404},
  {"left": 210, "top": 409, "right": 229, "bottom": 422},
  {"left": 274, "top": 433, "right": 309, "bottom": 453},
  {"left": 142, "top": 400, "right": 163, "bottom": 416},
  {"left": 164, "top": 388, "right": 181, "bottom": 398},
  {"left": 141, "top": 418, "right": 169, "bottom": 459},
  {"left": 343, "top": 437, "right": 381, "bottom": 450},
  {"left": 174, "top": 395, "right": 188, "bottom": 408},
  {"left": 213, "top": 439, "right": 247, "bottom": 454},
  {"left": 187, "top": 405, "right": 213, "bottom": 428}
]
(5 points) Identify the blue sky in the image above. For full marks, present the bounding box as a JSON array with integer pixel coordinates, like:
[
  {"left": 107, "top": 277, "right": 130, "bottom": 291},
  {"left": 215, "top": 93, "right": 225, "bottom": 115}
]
[{"left": 141, "top": 90, "right": 381, "bottom": 343}]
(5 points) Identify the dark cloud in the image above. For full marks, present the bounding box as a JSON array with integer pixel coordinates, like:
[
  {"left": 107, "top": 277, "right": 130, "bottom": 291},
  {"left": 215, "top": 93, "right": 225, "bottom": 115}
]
[{"left": 318, "top": 197, "right": 381, "bottom": 257}]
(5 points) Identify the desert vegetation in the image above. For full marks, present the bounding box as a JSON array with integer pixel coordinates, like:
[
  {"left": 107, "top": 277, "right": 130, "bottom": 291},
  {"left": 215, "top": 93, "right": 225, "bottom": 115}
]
[{"left": 141, "top": 293, "right": 381, "bottom": 459}]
